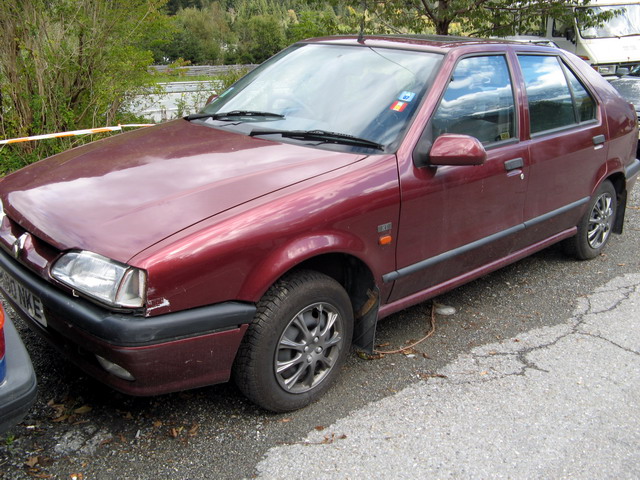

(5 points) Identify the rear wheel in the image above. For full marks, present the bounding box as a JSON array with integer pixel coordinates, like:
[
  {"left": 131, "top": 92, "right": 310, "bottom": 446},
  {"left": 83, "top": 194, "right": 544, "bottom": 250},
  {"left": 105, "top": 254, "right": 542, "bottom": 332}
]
[
  {"left": 233, "top": 270, "right": 353, "bottom": 412},
  {"left": 566, "top": 180, "right": 617, "bottom": 260}
]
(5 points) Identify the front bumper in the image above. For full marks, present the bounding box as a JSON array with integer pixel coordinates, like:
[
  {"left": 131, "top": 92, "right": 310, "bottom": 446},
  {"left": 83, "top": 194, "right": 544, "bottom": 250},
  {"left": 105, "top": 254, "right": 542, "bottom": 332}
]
[
  {"left": 0, "top": 249, "right": 255, "bottom": 396},
  {"left": 0, "top": 317, "right": 37, "bottom": 434}
]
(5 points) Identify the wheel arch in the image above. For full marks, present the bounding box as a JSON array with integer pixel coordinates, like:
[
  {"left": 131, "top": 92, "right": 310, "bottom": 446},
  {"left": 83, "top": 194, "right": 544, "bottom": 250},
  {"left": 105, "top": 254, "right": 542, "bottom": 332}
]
[
  {"left": 289, "top": 255, "right": 380, "bottom": 352},
  {"left": 240, "top": 239, "right": 381, "bottom": 352},
  {"left": 294, "top": 253, "right": 378, "bottom": 318}
]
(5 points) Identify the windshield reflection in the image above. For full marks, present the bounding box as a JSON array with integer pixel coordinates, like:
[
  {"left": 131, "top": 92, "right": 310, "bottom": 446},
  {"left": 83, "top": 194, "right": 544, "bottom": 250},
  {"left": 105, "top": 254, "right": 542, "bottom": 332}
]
[
  {"left": 578, "top": 4, "right": 640, "bottom": 38},
  {"left": 200, "top": 44, "right": 442, "bottom": 151}
]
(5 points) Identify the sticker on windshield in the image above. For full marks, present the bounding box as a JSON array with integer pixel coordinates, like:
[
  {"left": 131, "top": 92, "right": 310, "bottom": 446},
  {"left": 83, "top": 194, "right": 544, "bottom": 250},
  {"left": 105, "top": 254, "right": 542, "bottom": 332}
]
[
  {"left": 390, "top": 101, "right": 408, "bottom": 112},
  {"left": 398, "top": 91, "right": 416, "bottom": 102}
]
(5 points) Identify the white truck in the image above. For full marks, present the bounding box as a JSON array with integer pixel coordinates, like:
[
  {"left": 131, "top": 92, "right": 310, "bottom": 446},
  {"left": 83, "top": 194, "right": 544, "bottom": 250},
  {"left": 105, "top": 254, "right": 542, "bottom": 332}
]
[
  {"left": 545, "top": 0, "right": 640, "bottom": 76},
  {"left": 505, "top": 0, "right": 640, "bottom": 77}
]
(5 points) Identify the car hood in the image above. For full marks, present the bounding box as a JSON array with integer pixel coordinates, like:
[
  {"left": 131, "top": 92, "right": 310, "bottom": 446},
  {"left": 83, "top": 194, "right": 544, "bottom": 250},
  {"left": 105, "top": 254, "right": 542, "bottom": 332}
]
[
  {"left": 609, "top": 76, "right": 640, "bottom": 110},
  {"left": 0, "top": 120, "right": 366, "bottom": 263},
  {"left": 584, "top": 37, "right": 640, "bottom": 65}
]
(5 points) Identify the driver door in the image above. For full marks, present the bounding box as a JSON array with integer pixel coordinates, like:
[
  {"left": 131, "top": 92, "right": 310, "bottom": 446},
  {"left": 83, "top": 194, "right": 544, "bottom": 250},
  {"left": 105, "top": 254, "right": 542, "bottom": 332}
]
[{"left": 389, "top": 54, "right": 529, "bottom": 301}]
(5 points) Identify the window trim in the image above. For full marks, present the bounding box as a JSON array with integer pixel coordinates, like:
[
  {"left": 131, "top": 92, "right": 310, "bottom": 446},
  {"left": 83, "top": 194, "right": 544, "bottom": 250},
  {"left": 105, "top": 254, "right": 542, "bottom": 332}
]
[{"left": 559, "top": 59, "right": 599, "bottom": 127}]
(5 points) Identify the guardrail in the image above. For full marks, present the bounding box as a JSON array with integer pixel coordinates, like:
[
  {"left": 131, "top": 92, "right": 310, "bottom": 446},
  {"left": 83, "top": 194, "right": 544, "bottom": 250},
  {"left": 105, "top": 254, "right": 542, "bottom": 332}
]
[
  {"left": 132, "top": 81, "right": 221, "bottom": 122},
  {"left": 150, "top": 64, "right": 258, "bottom": 77},
  {"left": 158, "top": 80, "right": 223, "bottom": 93}
]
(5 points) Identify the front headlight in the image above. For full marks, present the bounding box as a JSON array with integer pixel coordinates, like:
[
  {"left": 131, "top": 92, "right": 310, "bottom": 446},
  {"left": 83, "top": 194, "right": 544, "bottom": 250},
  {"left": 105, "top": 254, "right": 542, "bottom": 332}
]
[{"left": 51, "top": 251, "right": 146, "bottom": 308}]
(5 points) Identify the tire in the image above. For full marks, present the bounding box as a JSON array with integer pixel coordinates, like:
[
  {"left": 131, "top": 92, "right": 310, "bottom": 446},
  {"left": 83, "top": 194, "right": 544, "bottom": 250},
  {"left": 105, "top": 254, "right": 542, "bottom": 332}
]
[
  {"left": 233, "top": 270, "right": 353, "bottom": 412},
  {"left": 566, "top": 180, "right": 617, "bottom": 260}
]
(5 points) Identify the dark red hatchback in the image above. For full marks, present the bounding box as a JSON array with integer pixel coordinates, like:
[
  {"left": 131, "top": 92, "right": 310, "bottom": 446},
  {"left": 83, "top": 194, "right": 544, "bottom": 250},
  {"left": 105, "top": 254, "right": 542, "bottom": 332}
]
[{"left": 0, "top": 36, "right": 638, "bottom": 412}]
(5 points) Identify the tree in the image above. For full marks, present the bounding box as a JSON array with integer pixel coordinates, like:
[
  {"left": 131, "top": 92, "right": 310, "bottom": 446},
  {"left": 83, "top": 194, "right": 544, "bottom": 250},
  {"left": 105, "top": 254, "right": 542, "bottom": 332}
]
[
  {"left": 286, "top": 7, "right": 350, "bottom": 42},
  {"left": 153, "top": 1, "right": 361, "bottom": 67},
  {"left": 165, "top": 0, "right": 210, "bottom": 15},
  {"left": 163, "top": 3, "right": 232, "bottom": 64},
  {"left": 0, "top": 0, "right": 171, "bottom": 170},
  {"left": 359, "top": 1, "right": 616, "bottom": 37},
  {"left": 230, "top": 14, "right": 286, "bottom": 63}
]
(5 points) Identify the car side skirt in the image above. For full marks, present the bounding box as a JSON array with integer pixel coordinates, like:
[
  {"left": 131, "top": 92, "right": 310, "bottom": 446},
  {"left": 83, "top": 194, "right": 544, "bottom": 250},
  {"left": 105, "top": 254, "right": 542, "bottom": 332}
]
[
  {"left": 378, "top": 228, "right": 576, "bottom": 321},
  {"left": 382, "top": 197, "right": 589, "bottom": 284}
]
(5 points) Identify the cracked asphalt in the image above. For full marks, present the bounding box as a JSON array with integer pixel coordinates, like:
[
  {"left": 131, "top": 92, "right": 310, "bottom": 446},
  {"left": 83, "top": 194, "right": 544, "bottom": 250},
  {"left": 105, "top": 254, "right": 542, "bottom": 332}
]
[
  {"left": 1, "top": 184, "right": 639, "bottom": 479},
  {"left": 256, "top": 273, "right": 640, "bottom": 479}
]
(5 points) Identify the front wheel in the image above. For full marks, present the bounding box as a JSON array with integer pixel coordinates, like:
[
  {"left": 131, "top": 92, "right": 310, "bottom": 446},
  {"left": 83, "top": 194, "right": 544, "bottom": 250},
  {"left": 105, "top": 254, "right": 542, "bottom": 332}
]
[
  {"left": 233, "top": 270, "right": 353, "bottom": 412},
  {"left": 566, "top": 180, "right": 617, "bottom": 260}
]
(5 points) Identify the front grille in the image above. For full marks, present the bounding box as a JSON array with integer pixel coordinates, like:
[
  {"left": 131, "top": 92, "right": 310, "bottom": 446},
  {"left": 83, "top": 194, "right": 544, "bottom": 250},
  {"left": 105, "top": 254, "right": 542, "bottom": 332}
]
[{"left": 0, "top": 215, "right": 61, "bottom": 282}]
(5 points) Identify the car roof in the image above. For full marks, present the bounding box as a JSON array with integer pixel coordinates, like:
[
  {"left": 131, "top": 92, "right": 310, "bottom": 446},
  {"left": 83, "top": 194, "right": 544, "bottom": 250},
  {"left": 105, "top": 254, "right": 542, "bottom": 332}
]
[{"left": 300, "top": 34, "right": 558, "bottom": 54}]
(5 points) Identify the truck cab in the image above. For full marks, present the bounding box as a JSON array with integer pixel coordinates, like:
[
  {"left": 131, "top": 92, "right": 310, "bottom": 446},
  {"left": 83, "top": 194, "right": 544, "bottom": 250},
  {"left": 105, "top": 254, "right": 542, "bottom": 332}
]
[{"left": 546, "top": 0, "right": 640, "bottom": 76}]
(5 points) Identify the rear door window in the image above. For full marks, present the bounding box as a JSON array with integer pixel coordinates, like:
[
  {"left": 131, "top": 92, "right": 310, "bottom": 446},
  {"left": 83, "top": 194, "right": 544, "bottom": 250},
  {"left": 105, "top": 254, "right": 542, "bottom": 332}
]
[{"left": 517, "top": 55, "right": 596, "bottom": 135}]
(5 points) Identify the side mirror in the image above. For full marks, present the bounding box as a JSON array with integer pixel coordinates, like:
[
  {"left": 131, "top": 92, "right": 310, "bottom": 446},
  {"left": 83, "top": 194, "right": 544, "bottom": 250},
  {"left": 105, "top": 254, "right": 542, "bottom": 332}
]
[
  {"left": 616, "top": 67, "right": 630, "bottom": 77},
  {"left": 565, "top": 27, "right": 576, "bottom": 43},
  {"left": 428, "top": 134, "right": 487, "bottom": 166}
]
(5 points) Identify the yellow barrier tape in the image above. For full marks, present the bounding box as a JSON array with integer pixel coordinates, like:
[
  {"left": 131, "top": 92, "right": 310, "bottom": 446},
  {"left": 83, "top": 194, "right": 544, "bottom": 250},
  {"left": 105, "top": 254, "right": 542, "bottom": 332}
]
[{"left": 0, "top": 124, "right": 154, "bottom": 145}]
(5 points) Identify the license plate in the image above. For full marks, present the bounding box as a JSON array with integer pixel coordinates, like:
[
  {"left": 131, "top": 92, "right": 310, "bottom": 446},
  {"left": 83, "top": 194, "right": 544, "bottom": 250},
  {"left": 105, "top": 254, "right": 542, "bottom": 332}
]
[{"left": 0, "top": 266, "right": 47, "bottom": 327}]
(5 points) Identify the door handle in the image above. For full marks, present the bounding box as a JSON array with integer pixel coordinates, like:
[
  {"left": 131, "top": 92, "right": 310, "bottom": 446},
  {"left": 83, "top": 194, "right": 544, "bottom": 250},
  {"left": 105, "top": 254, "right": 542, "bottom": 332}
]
[
  {"left": 593, "top": 134, "right": 606, "bottom": 145},
  {"left": 504, "top": 158, "right": 524, "bottom": 171}
]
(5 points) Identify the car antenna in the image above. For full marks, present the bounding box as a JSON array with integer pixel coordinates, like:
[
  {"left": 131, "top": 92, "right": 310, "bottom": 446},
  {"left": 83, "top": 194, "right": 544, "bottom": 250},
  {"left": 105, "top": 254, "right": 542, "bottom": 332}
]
[{"left": 357, "top": 0, "right": 366, "bottom": 44}]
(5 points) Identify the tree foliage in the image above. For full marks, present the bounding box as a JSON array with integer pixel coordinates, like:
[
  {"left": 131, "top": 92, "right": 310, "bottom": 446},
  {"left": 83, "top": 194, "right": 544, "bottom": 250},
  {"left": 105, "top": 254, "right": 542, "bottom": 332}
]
[
  {"left": 164, "top": 3, "right": 231, "bottom": 64},
  {"left": 0, "top": 0, "right": 615, "bottom": 173},
  {"left": 359, "top": 1, "right": 615, "bottom": 37},
  {"left": 158, "top": 0, "right": 361, "bottom": 65},
  {"left": 229, "top": 14, "right": 286, "bottom": 63},
  {"left": 287, "top": 7, "right": 357, "bottom": 42},
  {"left": 157, "top": 0, "right": 613, "bottom": 65}
]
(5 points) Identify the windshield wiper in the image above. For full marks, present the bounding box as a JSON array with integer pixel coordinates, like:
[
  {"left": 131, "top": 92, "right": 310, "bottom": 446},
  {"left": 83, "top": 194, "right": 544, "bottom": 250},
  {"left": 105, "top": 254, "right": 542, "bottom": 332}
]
[
  {"left": 185, "top": 110, "right": 285, "bottom": 121},
  {"left": 249, "top": 129, "right": 384, "bottom": 151}
]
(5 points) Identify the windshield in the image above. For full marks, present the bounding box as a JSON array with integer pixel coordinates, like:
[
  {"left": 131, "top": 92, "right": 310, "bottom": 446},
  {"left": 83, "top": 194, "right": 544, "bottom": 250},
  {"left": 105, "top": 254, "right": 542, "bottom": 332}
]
[
  {"left": 199, "top": 43, "right": 442, "bottom": 151},
  {"left": 578, "top": 4, "right": 640, "bottom": 38}
]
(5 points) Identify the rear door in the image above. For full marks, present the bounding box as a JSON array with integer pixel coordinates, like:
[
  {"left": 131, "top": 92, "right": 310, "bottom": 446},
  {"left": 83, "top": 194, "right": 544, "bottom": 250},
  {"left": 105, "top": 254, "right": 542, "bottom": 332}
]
[{"left": 515, "top": 54, "right": 607, "bottom": 248}]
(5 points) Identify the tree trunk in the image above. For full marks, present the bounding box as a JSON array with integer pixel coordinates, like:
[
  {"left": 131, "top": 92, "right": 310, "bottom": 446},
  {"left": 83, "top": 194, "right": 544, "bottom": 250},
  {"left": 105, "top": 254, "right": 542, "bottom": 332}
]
[{"left": 435, "top": 19, "right": 451, "bottom": 35}]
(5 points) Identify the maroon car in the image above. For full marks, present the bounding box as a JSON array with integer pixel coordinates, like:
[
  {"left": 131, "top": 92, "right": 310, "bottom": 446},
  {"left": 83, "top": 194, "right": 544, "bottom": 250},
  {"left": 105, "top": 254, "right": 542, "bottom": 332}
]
[{"left": 0, "top": 36, "right": 638, "bottom": 412}]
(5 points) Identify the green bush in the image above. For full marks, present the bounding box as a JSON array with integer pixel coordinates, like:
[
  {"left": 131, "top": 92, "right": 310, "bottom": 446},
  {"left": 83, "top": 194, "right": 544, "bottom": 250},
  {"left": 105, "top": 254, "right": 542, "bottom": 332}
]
[{"left": 0, "top": 0, "right": 171, "bottom": 174}]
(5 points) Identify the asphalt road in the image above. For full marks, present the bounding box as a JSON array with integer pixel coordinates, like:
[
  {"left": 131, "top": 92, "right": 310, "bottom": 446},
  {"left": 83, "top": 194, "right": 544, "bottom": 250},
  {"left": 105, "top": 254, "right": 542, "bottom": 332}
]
[
  {"left": 257, "top": 273, "right": 640, "bottom": 478},
  {"left": 1, "top": 186, "right": 639, "bottom": 480}
]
